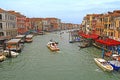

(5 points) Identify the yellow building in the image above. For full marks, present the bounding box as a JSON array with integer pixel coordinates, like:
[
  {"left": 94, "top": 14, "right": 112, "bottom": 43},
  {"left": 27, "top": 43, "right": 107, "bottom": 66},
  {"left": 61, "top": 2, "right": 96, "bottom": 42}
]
[
  {"left": 82, "top": 10, "right": 120, "bottom": 41},
  {"left": 103, "top": 14, "right": 114, "bottom": 38},
  {"left": 114, "top": 17, "right": 120, "bottom": 40}
]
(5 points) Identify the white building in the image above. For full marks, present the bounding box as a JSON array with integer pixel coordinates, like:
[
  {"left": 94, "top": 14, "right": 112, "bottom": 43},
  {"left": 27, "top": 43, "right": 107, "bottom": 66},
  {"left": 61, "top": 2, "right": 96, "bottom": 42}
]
[{"left": 0, "top": 8, "right": 17, "bottom": 38}]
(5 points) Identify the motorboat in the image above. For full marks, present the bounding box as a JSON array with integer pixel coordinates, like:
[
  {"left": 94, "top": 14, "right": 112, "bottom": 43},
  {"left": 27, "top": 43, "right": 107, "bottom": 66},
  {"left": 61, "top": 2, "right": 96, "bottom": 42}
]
[
  {"left": 94, "top": 58, "right": 113, "bottom": 72},
  {"left": 0, "top": 54, "right": 6, "bottom": 62},
  {"left": 108, "top": 60, "right": 120, "bottom": 71},
  {"left": 47, "top": 41, "right": 60, "bottom": 51},
  {"left": 3, "top": 50, "right": 19, "bottom": 58},
  {"left": 6, "top": 39, "right": 22, "bottom": 52},
  {"left": 25, "top": 34, "right": 33, "bottom": 43}
]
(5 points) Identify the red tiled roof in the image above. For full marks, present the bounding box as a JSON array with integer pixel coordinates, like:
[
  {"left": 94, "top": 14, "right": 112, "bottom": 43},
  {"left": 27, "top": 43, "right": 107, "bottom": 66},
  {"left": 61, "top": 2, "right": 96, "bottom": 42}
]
[{"left": 0, "top": 8, "right": 6, "bottom": 13}]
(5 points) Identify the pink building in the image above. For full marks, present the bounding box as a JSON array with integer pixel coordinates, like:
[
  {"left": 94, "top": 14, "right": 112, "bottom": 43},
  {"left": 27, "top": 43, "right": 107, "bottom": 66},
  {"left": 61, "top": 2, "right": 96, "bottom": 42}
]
[{"left": 8, "top": 11, "right": 27, "bottom": 34}]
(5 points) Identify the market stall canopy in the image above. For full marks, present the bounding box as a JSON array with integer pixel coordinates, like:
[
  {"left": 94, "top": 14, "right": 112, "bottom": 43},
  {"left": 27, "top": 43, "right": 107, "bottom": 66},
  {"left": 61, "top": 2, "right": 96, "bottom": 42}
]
[
  {"left": 78, "top": 32, "right": 99, "bottom": 40},
  {"left": 95, "top": 38, "right": 120, "bottom": 46}
]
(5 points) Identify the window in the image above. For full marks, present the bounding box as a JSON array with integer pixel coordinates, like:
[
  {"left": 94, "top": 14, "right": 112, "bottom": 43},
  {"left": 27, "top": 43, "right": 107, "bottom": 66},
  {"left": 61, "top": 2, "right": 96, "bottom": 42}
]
[
  {"left": 111, "top": 32, "right": 113, "bottom": 36},
  {"left": 104, "top": 24, "right": 107, "bottom": 29},
  {"left": 0, "top": 14, "right": 2, "bottom": 19},
  {"left": 0, "top": 23, "right": 2, "bottom": 29},
  {"left": 12, "top": 23, "right": 16, "bottom": 28},
  {"left": 0, "top": 32, "right": 4, "bottom": 36}
]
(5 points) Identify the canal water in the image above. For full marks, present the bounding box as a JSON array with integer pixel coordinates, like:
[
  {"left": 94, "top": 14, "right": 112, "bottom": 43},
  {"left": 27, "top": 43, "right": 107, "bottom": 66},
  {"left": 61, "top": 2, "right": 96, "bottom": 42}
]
[{"left": 0, "top": 30, "right": 120, "bottom": 80}]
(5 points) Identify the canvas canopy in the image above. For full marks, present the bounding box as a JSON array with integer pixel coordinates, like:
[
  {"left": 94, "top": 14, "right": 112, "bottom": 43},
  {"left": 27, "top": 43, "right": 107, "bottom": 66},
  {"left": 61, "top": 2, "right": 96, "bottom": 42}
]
[
  {"left": 78, "top": 32, "right": 99, "bottom": 40},
  {"left": 95, "top": 38, "right": 120, "bottom": 46}
]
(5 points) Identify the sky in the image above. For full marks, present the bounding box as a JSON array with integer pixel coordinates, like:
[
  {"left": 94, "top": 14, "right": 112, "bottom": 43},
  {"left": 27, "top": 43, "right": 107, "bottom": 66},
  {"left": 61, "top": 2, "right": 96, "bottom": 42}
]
[{"left": 0, "top": 0, "right": 120, "bottom": 24}]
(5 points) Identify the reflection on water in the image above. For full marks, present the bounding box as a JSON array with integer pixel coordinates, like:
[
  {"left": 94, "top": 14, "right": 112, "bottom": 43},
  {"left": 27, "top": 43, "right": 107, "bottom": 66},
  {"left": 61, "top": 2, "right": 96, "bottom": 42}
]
[{"left": 0, "top": 30, "right": 120, "bottom": 80}]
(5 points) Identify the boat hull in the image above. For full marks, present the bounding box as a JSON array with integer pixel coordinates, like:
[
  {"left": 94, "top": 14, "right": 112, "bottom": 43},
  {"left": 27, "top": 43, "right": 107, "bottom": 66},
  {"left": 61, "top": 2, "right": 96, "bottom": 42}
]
[
  {"left": 47, "top": 44, "right": 60, "bottom": 51},
  {"left": 109, "top": 60, "right": 120, "bottom": 71},
  {"left": 94, "top": 58, "right": 113, "bottom": 72},
  {"left": 0, "top": 55, "right": 6, "bottom": 62},
  {"left": 3, "top": 50, "right": 19, "bottom": 58}
]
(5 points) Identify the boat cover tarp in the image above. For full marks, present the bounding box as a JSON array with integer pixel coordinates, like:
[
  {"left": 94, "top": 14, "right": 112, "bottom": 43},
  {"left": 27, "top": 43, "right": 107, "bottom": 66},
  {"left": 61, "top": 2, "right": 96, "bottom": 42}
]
[{"left": 109, "top": 60, "right": 120, "bottom": 67}]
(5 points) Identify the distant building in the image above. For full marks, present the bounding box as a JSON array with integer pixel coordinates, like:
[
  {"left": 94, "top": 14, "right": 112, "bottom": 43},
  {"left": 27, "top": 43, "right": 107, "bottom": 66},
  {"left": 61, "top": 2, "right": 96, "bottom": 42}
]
[
  {"left": 25, "top": 18, "right": 32, "bottom": 31},
  {"left": 43, "top": 18, "right": 61, "bottom": 31},
  {"left": 61, "top": 22, "right": 80, "bottom": 30},
  {"left": 42, "top": 18, "right": 51, "bottom": 31},
  {"left": 30, "top": 18, "right": 43, "bottom": 32}
]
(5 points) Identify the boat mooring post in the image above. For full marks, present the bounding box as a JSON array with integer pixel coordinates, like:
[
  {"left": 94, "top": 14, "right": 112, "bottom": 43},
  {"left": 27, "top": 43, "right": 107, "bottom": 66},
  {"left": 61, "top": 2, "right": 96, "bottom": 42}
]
[
  {"left": 102, "top": 46, "right": 105, "bottom": 59},
  {"left": 8, "top": 45, "right": 12, "bottom": 58}
]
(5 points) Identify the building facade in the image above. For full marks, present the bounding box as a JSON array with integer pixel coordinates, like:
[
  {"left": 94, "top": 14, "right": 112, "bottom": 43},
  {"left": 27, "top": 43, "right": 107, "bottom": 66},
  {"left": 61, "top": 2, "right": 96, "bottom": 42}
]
[
  {"left": 8, "top": 11, "right": 27, "bottom": 35},
  {"left": 0, "top": 8, "right": 17, "bottom": 38},
  {"left": 81, "top": 10, "right": 120, "bottom": 41}
]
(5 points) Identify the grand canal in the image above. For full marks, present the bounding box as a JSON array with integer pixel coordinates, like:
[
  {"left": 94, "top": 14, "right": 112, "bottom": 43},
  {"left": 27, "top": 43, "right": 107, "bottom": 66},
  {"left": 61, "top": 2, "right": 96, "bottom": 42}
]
[{"left": 0, "top": 30, "right": 120, "bottom": 80}]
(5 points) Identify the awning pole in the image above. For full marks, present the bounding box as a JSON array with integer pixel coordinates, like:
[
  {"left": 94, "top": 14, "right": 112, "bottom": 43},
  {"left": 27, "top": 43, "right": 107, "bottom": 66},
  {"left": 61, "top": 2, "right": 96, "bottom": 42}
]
[{"left": 102, "top": 46, "right": 105, "bottom": 59}]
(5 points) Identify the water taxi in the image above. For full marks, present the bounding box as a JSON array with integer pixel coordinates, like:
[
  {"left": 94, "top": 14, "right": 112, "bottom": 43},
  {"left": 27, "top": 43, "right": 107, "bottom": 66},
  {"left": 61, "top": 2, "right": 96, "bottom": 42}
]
[
  {"left": 25, "top": 34, "right": 33, "bottom": 43},
  {"left": 47, "top": 42, "right": 60, "bottom": 51},
  {"left": 94, "top": 58, "right": 113, "bottom": 72},
  {"left": 16, "top": 35, "right": 26, "bottom": 43},
  {"left": 6, "top": 39, "right": 22, "bottom": 52}
]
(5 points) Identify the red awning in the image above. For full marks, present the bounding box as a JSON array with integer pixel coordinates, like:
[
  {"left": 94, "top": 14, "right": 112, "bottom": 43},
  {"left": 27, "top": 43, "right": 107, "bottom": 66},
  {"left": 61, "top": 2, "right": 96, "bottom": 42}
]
[
  {"left": 95, "top": 38, "right": 120, "bottom": 46},
  {"left": 78, "top": 32, "right": 99, "bottom": 40},
  {"left": 90, "top": 33, "right": 99, "bottom": 40}
]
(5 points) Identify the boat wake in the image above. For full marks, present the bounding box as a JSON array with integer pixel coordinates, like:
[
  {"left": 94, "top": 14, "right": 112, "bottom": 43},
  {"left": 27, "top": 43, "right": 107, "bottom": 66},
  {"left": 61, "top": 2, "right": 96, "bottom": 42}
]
[{"left": 95, "top": 68, "right": 102, "bottom": 72}]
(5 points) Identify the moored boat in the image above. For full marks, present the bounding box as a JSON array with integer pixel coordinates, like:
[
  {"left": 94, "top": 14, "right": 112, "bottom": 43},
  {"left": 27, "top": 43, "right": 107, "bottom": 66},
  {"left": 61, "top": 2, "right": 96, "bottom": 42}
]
[
  {"left": 0, "top": 54, "right": 6, "bottom": 62},
  {"left": 108, "top": 60, "right": 120, "bottom": 71},
  {"left": 94, "top": 58, "right": 113, "bottom": 72},
  {"left": 78, "top": 42, "right": 89, "bottom": 48},
  {"left": 92, "top": 42, "right": 108, "bottom": 51},
  {"left": 6, "top": 39, "right": 22, "bottom": 52},
  {"left": 111, "top": 54, "right": 120, "bottom": 60},
  {"left": 25, "top": 34, "right": 33, "bottom": 43},
  {"left": 16, "top": 35, "right": 26, "bottom": 43},
  {"left": 3, "top": 50, "right": 19, "bottom": 58},
  {"left": 38, "top": 31, "right": 45, "bottom": 35},
  {"left": 47, "top": 42, "right": 60, "bottom": 51}
]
